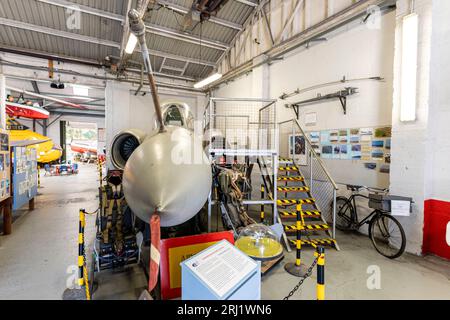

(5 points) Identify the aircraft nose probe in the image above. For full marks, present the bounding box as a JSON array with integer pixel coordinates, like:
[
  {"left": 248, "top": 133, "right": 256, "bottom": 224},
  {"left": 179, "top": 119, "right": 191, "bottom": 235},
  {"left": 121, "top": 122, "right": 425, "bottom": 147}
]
[{"left": 128, "top": 9, "right": 166, "bottom": 133}]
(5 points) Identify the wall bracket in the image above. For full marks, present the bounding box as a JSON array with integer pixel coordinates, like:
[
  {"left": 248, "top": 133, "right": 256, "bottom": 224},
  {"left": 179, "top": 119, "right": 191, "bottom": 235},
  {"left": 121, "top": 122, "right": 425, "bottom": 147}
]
[{"left": 288, "top": 87, "right": 358, "bottom": 115}]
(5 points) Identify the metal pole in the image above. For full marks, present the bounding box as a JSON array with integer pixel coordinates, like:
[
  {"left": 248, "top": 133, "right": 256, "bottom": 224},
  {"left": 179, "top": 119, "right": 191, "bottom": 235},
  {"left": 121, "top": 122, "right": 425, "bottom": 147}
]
[
  {"left": 37, "top": 165, "right": 41, "bottom": 188},
  {"left": 332, "top": 188, "right": 337, "bottom": 239},
  {"left": 284, "top": 203, "right": 306, "bottom": 276},
  {"left": 128, "top": 9, "right": 165, "bottom": 133},
  {"left": 207, "top": 189, "right": 212, "bottom": 233},
  {"left": 260, "top": 184, "right": 265, "bottom": 223},
  {"left": 309, "top": 150, "right": 313, "bottom": 193},
  {"left": 78, "top": 209, "right": 85, "bottom": 287},
  {"left": 291, "top": 120, "right": 295, "bottom": 159},
  {"left": 273, "top": 153, "right": 278, "bottom": 225},
  {"left": 295, "top": 204, "right": 302, "bottom": 266},
  {"left": 98, "top": 160, "right": 102, "bottom": 187},
  {"left": 0, "top": 74, "right": 6, "bottom": 130}
]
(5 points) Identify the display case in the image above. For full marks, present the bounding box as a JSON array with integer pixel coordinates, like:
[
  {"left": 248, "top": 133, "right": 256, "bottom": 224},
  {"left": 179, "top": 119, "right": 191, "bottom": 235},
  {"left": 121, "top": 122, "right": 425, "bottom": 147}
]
[
  {"left": 11, "top": 146, "right": 38, "bottom": 210},
  {"left": 0, "top": 129, "right": 11, "bottom": 202}
]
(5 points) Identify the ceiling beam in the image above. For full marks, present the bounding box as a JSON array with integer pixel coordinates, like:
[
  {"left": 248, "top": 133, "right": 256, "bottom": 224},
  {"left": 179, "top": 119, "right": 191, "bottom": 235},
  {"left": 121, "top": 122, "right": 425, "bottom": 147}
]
[
  {"left": 0, "top": 17, "right": 224, "bottom": 59},
  {"left": 155, "top": 0, "right": 243, "bottom": 30},
  {"left": 50, "top": 108, "right": 105, "bottom": 118},
  {"left": 146, "top": 50, "right": 216, "bottom": 67},
  {"left": 0, "top": 20, "right": 217, "bottom": 74},
  {"left": 36, "top": 0, "right": 123, "bottom": 22},
  {"left": 31, "top": 80, "right": 41, "bottom": 94},
  {"left": 233, "top": 0, "right": 258, "bottom": 7},
  {"left": 217, "top": 0, "right": 266, "bottom": 69},
  {"left": 0, "top": 17, "right": 121, "bottom": 48},
  {"left": 145, "top": 23, "right": 229, "bottom": 51},
  {"left": 160, "top": 65, "right": 184, "bottom": 72},
  {"left": 37, "top": 0, "right": 242, "bottom": 31}
]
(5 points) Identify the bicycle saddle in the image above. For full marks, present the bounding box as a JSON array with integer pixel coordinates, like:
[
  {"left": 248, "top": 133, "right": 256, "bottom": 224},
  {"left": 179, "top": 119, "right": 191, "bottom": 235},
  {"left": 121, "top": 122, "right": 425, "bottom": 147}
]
[{"left": 347, "top": 184, "right": 364, "bottom": 192}]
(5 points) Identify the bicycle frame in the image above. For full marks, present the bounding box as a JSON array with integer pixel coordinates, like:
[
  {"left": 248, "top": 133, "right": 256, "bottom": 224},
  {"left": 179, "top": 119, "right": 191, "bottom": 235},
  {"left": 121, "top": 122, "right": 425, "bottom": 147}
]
[{"left": 347, "top": 194, "right": 381, "bottom": 229}]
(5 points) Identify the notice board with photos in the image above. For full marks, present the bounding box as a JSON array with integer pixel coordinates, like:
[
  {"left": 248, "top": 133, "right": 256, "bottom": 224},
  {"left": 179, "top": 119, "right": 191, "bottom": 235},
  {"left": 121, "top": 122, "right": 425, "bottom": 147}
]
[
  {"left": 291, "top": 126, "right": 392, "bottom": 189},
  {"left": 12, "top": 146, "right": 38, "bottom": 210}
]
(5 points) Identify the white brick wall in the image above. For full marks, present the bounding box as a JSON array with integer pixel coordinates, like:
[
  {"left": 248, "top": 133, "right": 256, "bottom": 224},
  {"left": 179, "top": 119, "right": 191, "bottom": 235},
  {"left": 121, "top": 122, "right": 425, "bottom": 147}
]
[{"left": 391, "top": 0, "right": 450, "bottom": 255}]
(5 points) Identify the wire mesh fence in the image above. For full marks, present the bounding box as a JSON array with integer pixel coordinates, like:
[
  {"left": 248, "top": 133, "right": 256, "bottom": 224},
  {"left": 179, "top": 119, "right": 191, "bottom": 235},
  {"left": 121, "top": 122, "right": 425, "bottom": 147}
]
[{"left": 204, "top": 98, "right": 277, "bottom": 156}]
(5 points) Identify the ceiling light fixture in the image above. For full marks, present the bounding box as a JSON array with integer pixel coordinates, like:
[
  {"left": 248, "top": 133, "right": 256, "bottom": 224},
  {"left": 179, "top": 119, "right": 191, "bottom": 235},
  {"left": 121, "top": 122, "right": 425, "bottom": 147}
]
[
  {"left": 400, "top": 13, "right": 418, "bottom": 122},
  {"left": 125, "top": 33, "right": 138, "bottom": 54},
  {"left": 194, "top": 73, "right": 222, "bottom": 89},
  {"left": 72, "top": 84, "right": 89, "bottom": 96}
]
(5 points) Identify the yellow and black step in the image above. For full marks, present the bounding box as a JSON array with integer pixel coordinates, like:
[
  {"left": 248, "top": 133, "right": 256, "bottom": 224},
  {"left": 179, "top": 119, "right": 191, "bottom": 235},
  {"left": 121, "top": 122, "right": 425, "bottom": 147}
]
[
  {"left": 277, "top": 186, "right": 310, "bottom": 193},
  {"left": 277, "top": 176, "right": 304, "bottom": 182},
  {"left": 277, "top": 198, "right": 316, "bottom": 206},
  {"left": 279, "top": 157, "right": 293, "bottom": 163},
  {"left": 289, "top": 238, "right": 336, "bottom": 248},
  {"left": 279, "top": 210, "right": 322, "bottom": 218},
  {"left": 284, "top": 224, "right": 330, "bottom": 232},
  {"left": 278, "top": 166, "right": 299, "bottom": 172}
]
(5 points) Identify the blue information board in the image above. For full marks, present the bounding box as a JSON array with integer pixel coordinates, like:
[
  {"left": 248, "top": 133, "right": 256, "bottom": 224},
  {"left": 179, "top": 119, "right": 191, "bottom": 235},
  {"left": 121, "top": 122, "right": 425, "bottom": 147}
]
[{"left": 12, "top": 146, "right": 38, "bottom": 210}]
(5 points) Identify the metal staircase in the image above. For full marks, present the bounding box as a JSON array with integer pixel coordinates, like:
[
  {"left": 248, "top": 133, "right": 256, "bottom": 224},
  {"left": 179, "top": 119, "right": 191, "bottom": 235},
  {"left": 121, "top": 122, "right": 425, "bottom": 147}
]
[
  {"left": 275, "top": 119, "right": 340, "bottom": 251},
  {"left": 277, "top": 159, "right": 338, "bottom": 250}
]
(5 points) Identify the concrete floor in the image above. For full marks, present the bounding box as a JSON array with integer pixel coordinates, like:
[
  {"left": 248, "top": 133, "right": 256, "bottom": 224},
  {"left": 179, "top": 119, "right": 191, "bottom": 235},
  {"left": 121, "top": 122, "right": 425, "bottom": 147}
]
[
  {"left": 0, "top": 164, "right": 98, "bottom": 300},
  {"left": 1, "top": 164, "right": 449, "bottom": 300}
]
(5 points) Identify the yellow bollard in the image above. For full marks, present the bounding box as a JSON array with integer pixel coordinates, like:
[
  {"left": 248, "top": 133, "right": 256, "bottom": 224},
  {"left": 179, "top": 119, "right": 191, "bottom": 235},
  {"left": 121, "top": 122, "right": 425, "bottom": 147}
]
[
  {"left": 316, "top": 246, "right": 325, "bottom": 300},
  {"left": 98, "top": 161, "right": 103, "bottom": 187},
  {"left": 77, "top": 209, "right": 91, "bottom": 300},
  {"left": 284, "top": 203, "right": 308, "bottom": 277},
  {"left": 78, "top": 209, "right": 85, "bottom": 287},
  {"left": 295, "top": 204, "right": 302, "bottom": 267},
  {"left": 37, "top": 165, "right": 41, "bottom": 188},
  {"left": 260, "top": 185, "right": 265, "bottom": 223}
]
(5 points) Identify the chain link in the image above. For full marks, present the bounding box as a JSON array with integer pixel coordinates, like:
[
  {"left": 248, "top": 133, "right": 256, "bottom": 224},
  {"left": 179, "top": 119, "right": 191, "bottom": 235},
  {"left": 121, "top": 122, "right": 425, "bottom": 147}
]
[{"left": 283, "top": 255, "right": 319, "bottom": 300}]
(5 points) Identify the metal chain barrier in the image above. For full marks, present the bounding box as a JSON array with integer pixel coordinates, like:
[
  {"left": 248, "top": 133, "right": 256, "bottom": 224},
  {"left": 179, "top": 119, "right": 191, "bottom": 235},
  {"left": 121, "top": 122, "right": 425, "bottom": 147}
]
[{"left": 283, "top": 254, "right": 319, "bottom": 300}]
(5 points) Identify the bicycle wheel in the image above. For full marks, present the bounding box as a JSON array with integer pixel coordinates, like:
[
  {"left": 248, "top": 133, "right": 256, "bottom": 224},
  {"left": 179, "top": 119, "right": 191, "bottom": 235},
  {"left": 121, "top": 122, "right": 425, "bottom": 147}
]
[
  {"left": 332, "top": 197, "right": 355, "bottom": 231},
  {"left": 369, "top": 213, "right": 406, "bottom": 259}
]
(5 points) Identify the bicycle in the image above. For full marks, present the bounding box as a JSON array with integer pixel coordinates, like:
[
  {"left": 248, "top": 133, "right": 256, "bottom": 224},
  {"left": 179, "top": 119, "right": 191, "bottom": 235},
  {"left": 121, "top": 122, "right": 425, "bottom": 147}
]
[{"left": 332, "top": 184, "right": 407, "bottom": 259}]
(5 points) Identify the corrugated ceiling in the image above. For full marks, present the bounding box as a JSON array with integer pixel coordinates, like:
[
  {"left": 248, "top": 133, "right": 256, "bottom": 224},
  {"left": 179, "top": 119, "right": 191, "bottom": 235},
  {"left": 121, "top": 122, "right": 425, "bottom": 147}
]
[{"left": 0, "top": 0, "right": 257, "bottom": 80}]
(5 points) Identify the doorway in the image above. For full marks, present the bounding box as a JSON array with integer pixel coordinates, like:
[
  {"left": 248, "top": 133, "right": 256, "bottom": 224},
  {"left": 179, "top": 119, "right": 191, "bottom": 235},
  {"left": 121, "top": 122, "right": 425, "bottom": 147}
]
[{"left": 65, "top": 121, "right": 98, "bottom": 163}]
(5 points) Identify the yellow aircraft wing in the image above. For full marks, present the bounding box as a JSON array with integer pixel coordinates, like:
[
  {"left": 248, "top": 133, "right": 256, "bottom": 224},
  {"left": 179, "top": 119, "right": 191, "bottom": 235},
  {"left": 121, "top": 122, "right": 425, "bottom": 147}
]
[{"left": 9, "top": 129, "right": 62, "bottom": 163}]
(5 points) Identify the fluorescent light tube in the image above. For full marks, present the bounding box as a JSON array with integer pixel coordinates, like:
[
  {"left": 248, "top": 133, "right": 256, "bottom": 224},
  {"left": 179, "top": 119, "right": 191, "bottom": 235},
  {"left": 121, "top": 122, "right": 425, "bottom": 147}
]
[
  {"left": 194, "top": 73, "right": 222, "bottom": 89},
  {"left": 400, "top": 13, "right": 418, "bottom": 122},
  {"left": 125, "top": 33, "right": 138, "bottom": 54},
  {"left": 72, "top": 84, "right": 89, "bottom": 96}
]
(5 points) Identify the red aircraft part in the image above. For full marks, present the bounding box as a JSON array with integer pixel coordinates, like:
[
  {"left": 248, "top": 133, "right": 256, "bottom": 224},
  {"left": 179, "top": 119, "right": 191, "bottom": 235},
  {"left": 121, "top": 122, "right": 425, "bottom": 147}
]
[{"left": 6, "top": 102, "right": 50, "bottom": 119}]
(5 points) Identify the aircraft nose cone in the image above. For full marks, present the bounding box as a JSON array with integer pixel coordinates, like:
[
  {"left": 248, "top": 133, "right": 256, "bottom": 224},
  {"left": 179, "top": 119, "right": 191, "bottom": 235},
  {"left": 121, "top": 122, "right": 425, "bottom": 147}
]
[{"left": 122, "top": 127, "right": 212, "bottom": 227}]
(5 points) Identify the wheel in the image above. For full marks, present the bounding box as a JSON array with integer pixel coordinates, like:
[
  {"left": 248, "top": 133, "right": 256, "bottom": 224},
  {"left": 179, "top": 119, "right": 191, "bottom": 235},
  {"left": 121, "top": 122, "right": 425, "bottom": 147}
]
[
  {"left": 369, "top": 213, "right": 406, "bottom": 259},
  {"left": 332, "top": 197, "right": 355, "bottom": 231}
]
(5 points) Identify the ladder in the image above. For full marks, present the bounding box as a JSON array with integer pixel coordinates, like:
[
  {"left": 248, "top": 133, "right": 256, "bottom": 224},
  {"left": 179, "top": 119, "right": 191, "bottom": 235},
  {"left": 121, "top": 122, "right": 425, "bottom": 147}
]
[{"left": 277, "top": 157, "right": 338, "bottom": 250}]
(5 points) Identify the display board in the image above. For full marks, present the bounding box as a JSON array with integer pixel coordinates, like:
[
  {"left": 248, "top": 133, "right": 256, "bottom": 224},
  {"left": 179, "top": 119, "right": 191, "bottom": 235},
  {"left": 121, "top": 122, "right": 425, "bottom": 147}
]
[
  {"left": 308, "top": 126, "right": 392, "bottom": 189},
  {"left": 12, "top": 146, "right": 38, "bottom": 210},
  {"left": 0, "top": 129, "right": 11, "bottom": 202},
  {"left": 181, "top": 240, "right": 261, "bottom": 300}
]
